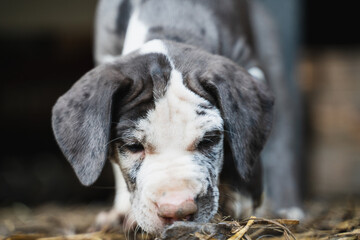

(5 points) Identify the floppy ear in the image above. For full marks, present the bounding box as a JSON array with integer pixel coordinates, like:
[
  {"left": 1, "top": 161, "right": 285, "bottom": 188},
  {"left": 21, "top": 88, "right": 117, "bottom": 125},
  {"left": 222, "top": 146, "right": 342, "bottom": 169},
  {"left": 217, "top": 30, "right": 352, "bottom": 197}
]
[
  {"left": 52, "top": 63, "right": 135, "bottom": 186},
  {"left": 200, "top": 61, "right": 274, "bottom": 181}
]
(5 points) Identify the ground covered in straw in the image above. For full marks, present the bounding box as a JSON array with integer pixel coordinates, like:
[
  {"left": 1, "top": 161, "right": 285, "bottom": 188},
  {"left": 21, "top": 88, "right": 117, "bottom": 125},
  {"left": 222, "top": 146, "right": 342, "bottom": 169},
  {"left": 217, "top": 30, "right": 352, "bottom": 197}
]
[{"left": 0, "top": 198, "right": 359, "bottom": 240}]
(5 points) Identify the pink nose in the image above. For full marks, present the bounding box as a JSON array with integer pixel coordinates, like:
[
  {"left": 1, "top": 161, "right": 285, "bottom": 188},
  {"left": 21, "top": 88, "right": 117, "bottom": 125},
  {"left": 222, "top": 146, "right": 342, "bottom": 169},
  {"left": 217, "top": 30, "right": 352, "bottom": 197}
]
[{"left": 157, "top": 198, "right": 197, "bottom": 223}]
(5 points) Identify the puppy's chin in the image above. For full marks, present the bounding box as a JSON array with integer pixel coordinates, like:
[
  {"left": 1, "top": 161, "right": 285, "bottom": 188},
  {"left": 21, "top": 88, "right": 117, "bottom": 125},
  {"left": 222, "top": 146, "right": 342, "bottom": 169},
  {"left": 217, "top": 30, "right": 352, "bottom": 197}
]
[{"left": 134, "top": 208, "right": 214, "bottom": 235}]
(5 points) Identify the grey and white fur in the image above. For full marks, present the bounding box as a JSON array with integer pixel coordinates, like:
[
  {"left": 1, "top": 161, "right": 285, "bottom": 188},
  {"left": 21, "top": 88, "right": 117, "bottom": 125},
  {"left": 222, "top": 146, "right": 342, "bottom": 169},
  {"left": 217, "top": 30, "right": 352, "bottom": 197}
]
[{"left": 52, "top": 0, "right": 304, "bottom": 235}]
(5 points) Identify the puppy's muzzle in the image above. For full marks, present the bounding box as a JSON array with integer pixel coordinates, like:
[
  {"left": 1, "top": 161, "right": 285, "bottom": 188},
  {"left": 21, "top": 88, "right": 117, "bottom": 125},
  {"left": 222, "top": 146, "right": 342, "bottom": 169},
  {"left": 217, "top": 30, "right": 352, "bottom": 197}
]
[{"left": 155, "top": 191, "right": 198, "bottom": 224}]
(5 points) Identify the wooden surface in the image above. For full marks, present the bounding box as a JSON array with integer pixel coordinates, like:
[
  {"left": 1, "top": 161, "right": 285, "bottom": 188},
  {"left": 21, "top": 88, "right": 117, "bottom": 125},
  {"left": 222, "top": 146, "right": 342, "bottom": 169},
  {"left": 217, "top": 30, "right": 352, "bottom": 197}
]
[{"left": 299, "top": 49, "right": 360, "bottom": 195}]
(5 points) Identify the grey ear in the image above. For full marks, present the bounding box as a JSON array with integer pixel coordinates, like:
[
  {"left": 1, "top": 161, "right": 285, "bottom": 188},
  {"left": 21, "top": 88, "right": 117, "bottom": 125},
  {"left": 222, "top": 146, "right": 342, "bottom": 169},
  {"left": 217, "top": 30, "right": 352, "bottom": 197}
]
[
  {"left": 52, "top": 63, "right": 133, "bottom": 186},
  {"left": 201, "top": 62, "right": 274, "bottom": 181}
]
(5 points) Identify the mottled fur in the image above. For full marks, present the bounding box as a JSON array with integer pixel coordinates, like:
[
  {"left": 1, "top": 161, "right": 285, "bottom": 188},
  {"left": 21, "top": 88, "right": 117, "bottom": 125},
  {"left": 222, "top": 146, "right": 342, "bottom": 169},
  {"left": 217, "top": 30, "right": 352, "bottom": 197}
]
[{"left": 51, "top": 0, "right": 288, "bottom": 235}]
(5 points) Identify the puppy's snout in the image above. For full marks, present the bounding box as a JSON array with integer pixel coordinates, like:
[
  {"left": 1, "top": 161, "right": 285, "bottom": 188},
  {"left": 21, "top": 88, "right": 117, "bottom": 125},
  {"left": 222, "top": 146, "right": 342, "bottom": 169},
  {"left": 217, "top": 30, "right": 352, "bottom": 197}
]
[
  {"left": 156, "top": 192, "right": 197, "bottom": 223},
  {"left": 158, "top": 200, "right": 197, "bottom": 219}
]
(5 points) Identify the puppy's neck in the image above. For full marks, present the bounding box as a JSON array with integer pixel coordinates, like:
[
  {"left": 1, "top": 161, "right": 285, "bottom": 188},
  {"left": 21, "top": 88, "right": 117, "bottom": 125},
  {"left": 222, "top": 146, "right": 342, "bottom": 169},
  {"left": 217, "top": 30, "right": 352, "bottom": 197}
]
[
  {"left": 121, "top": 0, "right": 260, "bottom": 78},
  {"left": 122, "top": 0, "right": 219, "bottom": 55}
]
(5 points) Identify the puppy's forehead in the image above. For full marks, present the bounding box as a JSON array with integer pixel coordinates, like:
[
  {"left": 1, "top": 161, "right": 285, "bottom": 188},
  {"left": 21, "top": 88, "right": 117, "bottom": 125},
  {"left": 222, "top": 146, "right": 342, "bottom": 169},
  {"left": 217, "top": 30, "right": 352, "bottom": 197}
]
[{"left": 136, "top": 40, "right": 223, "bottom": 150}]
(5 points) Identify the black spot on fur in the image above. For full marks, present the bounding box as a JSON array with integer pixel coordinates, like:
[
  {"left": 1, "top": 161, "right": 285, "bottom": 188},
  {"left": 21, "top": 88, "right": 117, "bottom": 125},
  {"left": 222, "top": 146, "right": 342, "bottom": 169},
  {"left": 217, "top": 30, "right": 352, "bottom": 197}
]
[
  {"left": 199, "top": 103, "right": 214, "bottom": 109},
  {"left": 129, "top": 161, "right": 142, "bottom": 185},
  {"left": 196, "top": 110, "right": 206, "bottom": 115},
  {"left": 83, "top": 92, "right": 90, "bottom": 99}
]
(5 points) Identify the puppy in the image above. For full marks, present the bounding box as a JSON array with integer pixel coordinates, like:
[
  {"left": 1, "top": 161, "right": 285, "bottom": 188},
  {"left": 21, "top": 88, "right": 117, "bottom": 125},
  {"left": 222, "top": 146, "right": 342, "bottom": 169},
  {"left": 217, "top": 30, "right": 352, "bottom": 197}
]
[{"left": 52, "top": 0, "right": 302, "bottom": 235}]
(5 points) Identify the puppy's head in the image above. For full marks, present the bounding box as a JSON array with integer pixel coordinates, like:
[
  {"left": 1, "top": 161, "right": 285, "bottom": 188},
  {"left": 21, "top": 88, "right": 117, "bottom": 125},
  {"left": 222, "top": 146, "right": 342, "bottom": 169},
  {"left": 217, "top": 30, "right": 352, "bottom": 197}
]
[{"left": 52, "top": 40, "right": 273, "bottom": 234}]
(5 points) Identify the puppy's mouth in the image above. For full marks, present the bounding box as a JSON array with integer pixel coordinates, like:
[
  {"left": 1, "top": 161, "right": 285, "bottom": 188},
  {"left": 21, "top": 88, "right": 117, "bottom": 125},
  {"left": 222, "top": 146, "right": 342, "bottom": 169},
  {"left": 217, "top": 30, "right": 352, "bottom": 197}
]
[{"left": 159, "top": 215, "right": 194, "bottom": 225}]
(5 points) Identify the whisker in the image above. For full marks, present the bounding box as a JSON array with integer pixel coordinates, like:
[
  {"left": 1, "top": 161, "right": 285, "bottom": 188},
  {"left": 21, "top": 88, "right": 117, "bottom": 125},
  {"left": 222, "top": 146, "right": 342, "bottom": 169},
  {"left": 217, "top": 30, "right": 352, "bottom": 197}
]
[
  {"left": 220, "top": 129, "right": 241, "bottom": 138},
  {"left": 126, "top": 226, "right": 131, "bottom": 240},
  {"left": 134, "top": 225, "right": 139, "bottom": 240},
  {"left": 126, "top": 216, "right": 137, "bottom": 240},
  {"left": 123, "top": 212, "right": 131, "bottom": 240},
  {"left": 124, "top": 228, "right": 128, "bottom": 240},
  {"left": 105, "top": 136, "right": 123, "bottom": 146}
]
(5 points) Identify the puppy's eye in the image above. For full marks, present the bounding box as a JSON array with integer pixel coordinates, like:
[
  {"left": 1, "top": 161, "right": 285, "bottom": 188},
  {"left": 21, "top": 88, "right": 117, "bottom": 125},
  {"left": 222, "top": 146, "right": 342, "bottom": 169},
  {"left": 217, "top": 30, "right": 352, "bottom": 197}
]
[
  {"left": 197, "top": 138, "right": 215, "bottom": 150},
  {"left": 125, "top": 143, "right": 144, "bottom": 153},
  {"left": 197, "top": 130, "right": 221, "bottom": 150}
]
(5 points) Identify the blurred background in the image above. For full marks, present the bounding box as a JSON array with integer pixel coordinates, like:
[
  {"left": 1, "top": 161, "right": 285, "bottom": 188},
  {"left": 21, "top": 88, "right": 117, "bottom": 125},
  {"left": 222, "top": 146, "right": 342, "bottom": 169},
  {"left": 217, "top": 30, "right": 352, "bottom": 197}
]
[{"left": 0, "top": 0, "right": 359, "bottom": 207}]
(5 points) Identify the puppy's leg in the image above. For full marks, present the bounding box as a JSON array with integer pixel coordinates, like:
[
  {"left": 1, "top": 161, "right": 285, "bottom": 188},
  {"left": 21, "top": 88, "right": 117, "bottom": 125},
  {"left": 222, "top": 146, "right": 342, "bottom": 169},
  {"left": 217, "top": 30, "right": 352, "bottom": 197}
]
[
  {"left": 95, "top": 162, "right": 135, "bottom": 229},
  {"left": 113, "top": 162, "right": 132, "bottom": 216},
  {"left": 250, "top": 1, "right": 304, "bottom": 220},
  {"left": 220, "top": 186, "right": 254, "bottom": 219}
]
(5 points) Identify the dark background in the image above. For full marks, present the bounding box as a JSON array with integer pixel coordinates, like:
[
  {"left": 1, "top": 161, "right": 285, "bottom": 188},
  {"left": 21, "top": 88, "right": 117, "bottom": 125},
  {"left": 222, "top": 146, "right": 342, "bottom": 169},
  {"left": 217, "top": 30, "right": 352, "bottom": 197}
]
[
  {"left": 304, "top": 2, "right": 360, "bottom": 46},
  {"left": 0, "top": 0, "right": 359, "bottom": 206}
]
